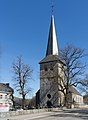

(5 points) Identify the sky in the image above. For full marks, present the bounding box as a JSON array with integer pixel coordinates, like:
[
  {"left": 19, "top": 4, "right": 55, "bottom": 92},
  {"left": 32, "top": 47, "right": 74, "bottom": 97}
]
[{"left": 0, "top": 0, "right": 88, "bottom": 98}]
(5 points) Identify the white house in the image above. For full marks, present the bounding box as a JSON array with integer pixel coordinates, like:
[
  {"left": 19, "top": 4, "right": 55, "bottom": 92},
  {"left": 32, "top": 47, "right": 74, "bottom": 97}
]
[{"left": 0, "top": 83, "right": 14, "bottom": 112}]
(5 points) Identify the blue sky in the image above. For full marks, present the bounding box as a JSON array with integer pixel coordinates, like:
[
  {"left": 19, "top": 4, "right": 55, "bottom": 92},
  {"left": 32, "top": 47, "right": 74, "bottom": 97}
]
[{"left": 0, "top": 0, "right": 88, "bottom": 98}]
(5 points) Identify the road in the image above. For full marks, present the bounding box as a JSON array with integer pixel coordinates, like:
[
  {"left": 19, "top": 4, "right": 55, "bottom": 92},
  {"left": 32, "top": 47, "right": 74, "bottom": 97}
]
[{"left": 1, "top": 108, "right": 88, "bottom": 120}]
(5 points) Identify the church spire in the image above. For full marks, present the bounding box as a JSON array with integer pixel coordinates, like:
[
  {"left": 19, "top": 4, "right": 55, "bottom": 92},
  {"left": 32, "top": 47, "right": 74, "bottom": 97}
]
[{"left": 46, "top": 15, "right": 59, "bottom": 56}]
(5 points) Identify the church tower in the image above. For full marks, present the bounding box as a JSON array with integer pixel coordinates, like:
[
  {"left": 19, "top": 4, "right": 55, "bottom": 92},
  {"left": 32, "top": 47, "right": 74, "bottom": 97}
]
[{"left": 39, "top": 14, "right": 64, "bottom": 107}]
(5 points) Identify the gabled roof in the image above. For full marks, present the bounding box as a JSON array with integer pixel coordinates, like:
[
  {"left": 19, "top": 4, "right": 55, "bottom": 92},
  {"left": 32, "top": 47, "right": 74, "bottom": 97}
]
[
  {"left": 83, "top": 94, "right": 88, "bottom": 98},
  {"left": 69, "top": 87, "right": 81, "bottom": 96},
  {"left": 46, "top": 15, "right": 59, "bottom": 56},
  {"left": 0, "top": 83, "right": 13, "bottom": 93}
]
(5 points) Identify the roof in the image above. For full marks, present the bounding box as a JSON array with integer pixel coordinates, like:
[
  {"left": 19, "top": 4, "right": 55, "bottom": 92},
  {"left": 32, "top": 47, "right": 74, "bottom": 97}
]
[
  {"left": 39, "top": 55, "right": 64, "bottom": 64},
  {"left": 83, "top": 94, "right": 88, "bottom": 98},
  {"left": 0, "top": 83, "right": 14, "bottom": 93},
  {"left": 46, "top": 15, "right": 59, "bottom": 56},
  {"left": 69, "top": 87, "right": 81, "bottom": 96}
]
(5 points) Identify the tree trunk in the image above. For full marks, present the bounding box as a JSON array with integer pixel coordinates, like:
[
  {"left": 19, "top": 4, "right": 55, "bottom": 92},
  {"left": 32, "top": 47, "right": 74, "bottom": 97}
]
[{"left": 22, "top": 95, "right": 25, "bottom": 109}]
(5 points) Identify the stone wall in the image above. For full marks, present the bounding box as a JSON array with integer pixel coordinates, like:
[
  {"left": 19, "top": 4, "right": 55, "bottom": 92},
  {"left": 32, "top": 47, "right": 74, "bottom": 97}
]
[{"left": 0, "top": 109, "right": 49, "bottom": 118}]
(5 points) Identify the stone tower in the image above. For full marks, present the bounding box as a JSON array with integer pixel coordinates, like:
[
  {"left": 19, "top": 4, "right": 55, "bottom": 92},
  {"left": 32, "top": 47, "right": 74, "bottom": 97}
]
[{"left": 39, "top": 15, "right": 64, "bottom": 107}]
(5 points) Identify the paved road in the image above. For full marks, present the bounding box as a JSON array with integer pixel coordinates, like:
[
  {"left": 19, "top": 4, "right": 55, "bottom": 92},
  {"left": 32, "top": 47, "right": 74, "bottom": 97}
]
[{"left": 1, "top": 108, "right": 88, "bottom": 120}]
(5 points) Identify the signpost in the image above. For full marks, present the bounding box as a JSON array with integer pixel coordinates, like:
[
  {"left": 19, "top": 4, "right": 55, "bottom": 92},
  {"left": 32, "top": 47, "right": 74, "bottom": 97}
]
[{"left": 0, "top": 104, "right": 9, "bottom": 112}]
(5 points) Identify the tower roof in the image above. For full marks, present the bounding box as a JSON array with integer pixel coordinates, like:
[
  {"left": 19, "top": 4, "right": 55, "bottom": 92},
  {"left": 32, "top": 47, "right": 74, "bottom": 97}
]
[{"left": 46, "top": 15, "right": 59, "bottom": 56}]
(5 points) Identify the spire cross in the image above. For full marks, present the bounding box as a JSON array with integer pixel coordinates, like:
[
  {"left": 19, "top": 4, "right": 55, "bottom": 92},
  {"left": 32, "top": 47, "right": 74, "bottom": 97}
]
[{"left": 51, "top": 0, "right": 54, "bottom": 15}]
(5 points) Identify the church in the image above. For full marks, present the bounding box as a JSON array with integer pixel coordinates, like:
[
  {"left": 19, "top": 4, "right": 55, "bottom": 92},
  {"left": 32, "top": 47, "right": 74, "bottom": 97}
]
[{"left": 36, "top": 14, "right": 83, "bottom": 108}]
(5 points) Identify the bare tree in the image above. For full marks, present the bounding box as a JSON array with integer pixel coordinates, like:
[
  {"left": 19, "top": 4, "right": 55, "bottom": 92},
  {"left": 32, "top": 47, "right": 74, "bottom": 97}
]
[
  {"left": 79, "top": 74, "right": 88, "bottom": 94},
  {"left": 12, "top": 56, "right": 33, "bottom": 109},
  {"left": 58, "top": 45, "right": 87, "bottom": 106}
]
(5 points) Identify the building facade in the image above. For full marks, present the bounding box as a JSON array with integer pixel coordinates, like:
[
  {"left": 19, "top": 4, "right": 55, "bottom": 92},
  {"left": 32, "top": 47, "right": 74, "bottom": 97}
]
[
  {"left": 0, "top": 83, "right": 14, "bottom": 112},
  {"left": 67, "top": 87, "right": 83, "bottom": 108},
  {"left": 83, "top": 94, "right": 88, "bottom": 104}
]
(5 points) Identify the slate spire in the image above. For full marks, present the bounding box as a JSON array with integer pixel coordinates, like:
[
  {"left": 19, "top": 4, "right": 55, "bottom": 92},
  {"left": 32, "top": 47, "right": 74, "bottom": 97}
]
[{"left": 46, "top": 15, "right": 59, "bottom": 56}]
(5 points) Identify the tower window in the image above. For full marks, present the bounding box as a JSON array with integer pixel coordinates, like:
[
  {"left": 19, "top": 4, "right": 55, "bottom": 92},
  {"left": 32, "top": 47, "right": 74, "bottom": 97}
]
[
  {"left": 50, "top": 64, "right": 53, "bottom": 71},
  {"left": 50, "top": 67, "right": 53, "bottom": 71},
  {"left": 45, "top": 67, "right": 47, "bottom": 71}
]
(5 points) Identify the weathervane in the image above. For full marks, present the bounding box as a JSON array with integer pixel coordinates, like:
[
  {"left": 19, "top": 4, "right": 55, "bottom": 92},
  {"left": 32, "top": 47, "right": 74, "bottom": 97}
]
[{"left": 51, "top": 0, "right": 54, "bottom": 15}]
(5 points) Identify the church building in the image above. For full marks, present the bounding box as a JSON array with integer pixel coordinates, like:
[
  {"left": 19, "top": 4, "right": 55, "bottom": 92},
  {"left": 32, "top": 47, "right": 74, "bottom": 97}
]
[
  {"left": 39, "top": 15, "right": 65, "bottom": 107},
  {"left": 36, "top": 14, "right": 83, "bottom": 108}
]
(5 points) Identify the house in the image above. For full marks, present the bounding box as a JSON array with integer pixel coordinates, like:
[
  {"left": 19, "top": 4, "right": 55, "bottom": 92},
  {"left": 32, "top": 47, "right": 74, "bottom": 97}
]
[
  {"left": 83, "top": 94, "right": 88, "bottom": 104},
  {"left": 67, "top": 87, "right": 83, "bottom": 108},
  {"left": 0, "top": 83, "right": 14, "bottom": 112}
]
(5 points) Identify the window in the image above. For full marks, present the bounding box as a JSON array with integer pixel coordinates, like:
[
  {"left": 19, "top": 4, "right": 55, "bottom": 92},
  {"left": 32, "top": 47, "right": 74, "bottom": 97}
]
[
  {"left": 45, "top": 67, "right": 47, "bottom": 71},
  {"left": 9, "top": 103, "right": 12, "bottom": 106},
  {"left": 5, "top": 95, "right": 7, "bottom": 99},
  {"left": 0, "top": 95, "right": 3, "bottom": 99},
  {"left": 50, "top": 64, "right": 53, "bottom": 71},
  {"left": 50, "top": 67, "right": 53, "bottom": 71},
  {"left": 47, "top": 94, "right": 51, "bottom": 99}
]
